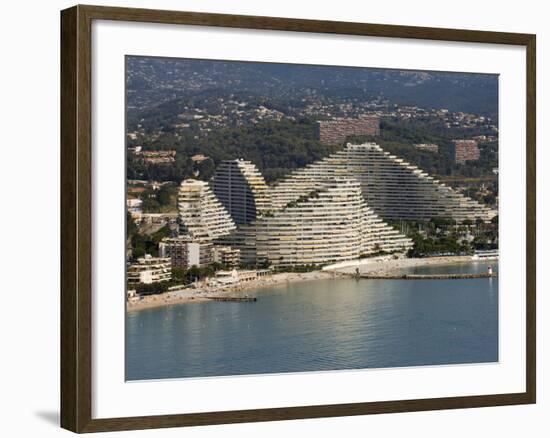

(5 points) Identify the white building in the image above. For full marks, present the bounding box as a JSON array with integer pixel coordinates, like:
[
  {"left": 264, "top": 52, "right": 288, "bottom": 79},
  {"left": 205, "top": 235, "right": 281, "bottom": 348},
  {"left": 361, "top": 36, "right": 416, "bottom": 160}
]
[
  {"left": 225, "top": 177, "right": 412, "bottom": 268},
  {"left": 269, "top": 142, "right": 496, "bottom": 222},
  {"left": 178, "top": 179, "right": 236, "bottom": 240},
  {"left": 127, "top": 254, "right": 172, "bottom": 284},
  {"left": 159, "top": 236, "right": 212, "bottom": 269}
]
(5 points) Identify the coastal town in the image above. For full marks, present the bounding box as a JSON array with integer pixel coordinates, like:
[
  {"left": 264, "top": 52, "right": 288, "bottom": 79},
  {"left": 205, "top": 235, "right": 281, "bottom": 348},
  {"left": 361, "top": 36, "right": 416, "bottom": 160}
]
[
  {"left": 126, "top": 111, "right": 498, "bottom": 311},
  {"left": 123, "top": 57, "right": 501, "bottom": 382}
]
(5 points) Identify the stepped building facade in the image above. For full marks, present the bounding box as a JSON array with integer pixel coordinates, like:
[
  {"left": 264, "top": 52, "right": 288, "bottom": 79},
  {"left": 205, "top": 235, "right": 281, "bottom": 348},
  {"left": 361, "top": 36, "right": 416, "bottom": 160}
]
[
  {"left": 224, "top": 177, "right": 412, "bottom": 268},
  {"left": 269, "top": 143, "right": 496, "bottom": 222},
  {"left": 453, "top": 139, "right": 480, "bottom": 164},
  {"left": 212, "top": 159, "right": 271, "bottom": 225},
  {"left": 178, "top": 179, "right": 236, "bottom": 240}
]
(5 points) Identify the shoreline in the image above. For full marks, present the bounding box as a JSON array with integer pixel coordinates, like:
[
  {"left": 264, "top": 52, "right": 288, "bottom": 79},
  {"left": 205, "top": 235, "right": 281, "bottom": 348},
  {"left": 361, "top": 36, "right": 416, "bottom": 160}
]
[
  {"left": 326, "top": 255, "right": 489, "bottom": 275},
  {"left": 126, "top": 270, "right": 337, "bottom": 312},
  {"left": 126, "top": 255, "right": 494, "bottom": 312}
]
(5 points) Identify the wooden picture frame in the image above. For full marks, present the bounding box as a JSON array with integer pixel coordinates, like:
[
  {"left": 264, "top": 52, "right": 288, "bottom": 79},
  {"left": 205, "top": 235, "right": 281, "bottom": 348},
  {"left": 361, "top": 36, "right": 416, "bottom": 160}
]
[{"left": 61, "top": 4, "right": 536, "bottom": 433}]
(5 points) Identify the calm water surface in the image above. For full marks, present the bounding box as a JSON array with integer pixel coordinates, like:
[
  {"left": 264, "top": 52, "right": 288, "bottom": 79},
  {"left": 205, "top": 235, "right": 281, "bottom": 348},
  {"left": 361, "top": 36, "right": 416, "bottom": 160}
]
[{"left": 126, "top": 262, "right": 498, "bottom": 380}]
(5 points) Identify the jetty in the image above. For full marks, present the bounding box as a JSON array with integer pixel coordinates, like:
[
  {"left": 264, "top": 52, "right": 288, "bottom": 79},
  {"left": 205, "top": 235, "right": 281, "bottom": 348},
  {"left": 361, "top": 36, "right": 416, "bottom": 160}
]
[
  {"left": 358, "top": 272, "right": 498, "bottom": 280},
  {"left": 204, "top": 296, "right": 257, "bottom": 302}
]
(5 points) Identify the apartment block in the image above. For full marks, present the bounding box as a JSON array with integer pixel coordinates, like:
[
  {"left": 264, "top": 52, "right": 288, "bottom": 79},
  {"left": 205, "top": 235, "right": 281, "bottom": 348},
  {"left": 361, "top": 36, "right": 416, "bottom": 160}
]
[
  {"left": 134, "top": 150, "right": 176, "bottom": 164},
  {"left": 212, "top": 246, "right": 241, "bottom": 268},
  {"left": 212, "top": 159, "right": 271, "bottom": 225},
  {"left": 159, "top": 236, "right": 213, "bottom": 269},
  {"left": 127, "top": 255, "right": 172, "bottom": 284},
  {"left": 453, "top": 139, "right": 480, "bottom": 164},
  {"left": 315, "top": 116, "right": 380, "bottom": 145},
  {"left": 269, "top": 142, "right": 496, "bottom": 222},
  {"left": 226, "top": 177, "right": 412, "bottom": 268},
  {"left": 178, "top": 179, "right": 236, "bottom": 240}
]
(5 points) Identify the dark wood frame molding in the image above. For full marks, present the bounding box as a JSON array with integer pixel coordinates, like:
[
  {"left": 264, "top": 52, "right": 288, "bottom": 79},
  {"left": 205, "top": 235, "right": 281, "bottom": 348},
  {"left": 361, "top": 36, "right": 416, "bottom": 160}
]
[{"left": 61, "top": 4, "right": 536, "bottom": 433}]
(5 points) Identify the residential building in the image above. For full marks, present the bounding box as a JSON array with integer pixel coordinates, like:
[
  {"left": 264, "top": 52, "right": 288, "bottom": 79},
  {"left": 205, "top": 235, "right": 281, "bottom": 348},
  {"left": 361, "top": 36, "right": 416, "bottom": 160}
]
[
  {"left": 127, "top": 255, "right": 172, "bottom": 284},
  {"left": 178, "top": 179, "right": 236, "bottom": 240},
  {"left": 453, "top": 139, "right": 480, "bottom": 164},
  {"left": 133, "top": 149, "right": 176, "bottom": 164},
  {"left": 414, "top": 143, "right": 439, "bottom": 153},
  {"left": 225, "top": 177, "right": 412, "bottom": 268},
  {"left": 269, "top": 142, "right": 496, "bottom": 222},
  {"left": 159, "top": 236, "right": 212, "bottom": 269},
  {"left": 212, "top": 159, "right": 271, "bottom": 225},
  {"left": 315, "top": 115, "right": 380, "bottom": 144},
  {"left": 212, "top": 246, "right": 241, "bottom": 267}
]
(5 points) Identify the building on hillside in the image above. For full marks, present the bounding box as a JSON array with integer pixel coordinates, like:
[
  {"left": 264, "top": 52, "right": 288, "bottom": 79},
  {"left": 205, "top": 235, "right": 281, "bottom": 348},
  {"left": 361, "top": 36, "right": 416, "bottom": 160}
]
[
  {"left": 133, "top": 149, "right": 176, "bottom": 164},
  {"left": 212, "top": 246, "right": 241, "bottom": 267},
  {"left": 268, "top": 142, "right": 496, "bottom": 222},
  {"left": 127, "top": 255, "right": 171, "bottom": 284},
  {"left": 134, "top": 212, "right": 178, "bottom": 226},
  {"left": 224, "top": 177, "right": 412, "bottom": 268},
  {"left": 212, "top": 159, "right": 271, "bottom": 225},
  {"left": 453, "top": 139, "right": 480, "bottom": 164},
  {"left": 414, "top": 143, "right": 439, "bottom": 153},
  {"left": 159, "top": 236, "right": 212, "bottom": 269},
  {"left": 126, "top": 197, "right": 143, "bottom": 218},
  {"left": 191, "top": 154, "right": 209, "bottom": 163},
  {"left": 178, "top": 179, "right": 236, "bottom": 240},
  {"left": 315, "top": 115, "right": 380, "bottom": 145}
]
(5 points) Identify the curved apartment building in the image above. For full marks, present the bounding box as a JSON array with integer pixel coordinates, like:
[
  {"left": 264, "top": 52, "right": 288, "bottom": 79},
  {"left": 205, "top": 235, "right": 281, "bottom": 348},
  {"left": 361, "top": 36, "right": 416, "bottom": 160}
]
[
  {"left": 269, "top": 142, "right": 496, "bottom": 222},
  {"left": 212, "top": 159, "right": 271, "bottom": 225},
  {"left": 178, "top": 179, "right": 236, "bottom": 240},
  {"left": 226, "top": 177, "right": 412, "bottom": 268}
]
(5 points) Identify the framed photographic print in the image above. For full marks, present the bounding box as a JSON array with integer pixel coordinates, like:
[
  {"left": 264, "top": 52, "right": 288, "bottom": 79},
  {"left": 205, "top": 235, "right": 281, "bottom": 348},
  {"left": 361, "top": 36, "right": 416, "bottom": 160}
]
[{"left": 60, "top": 4, "right": 536, "bottom": 433}]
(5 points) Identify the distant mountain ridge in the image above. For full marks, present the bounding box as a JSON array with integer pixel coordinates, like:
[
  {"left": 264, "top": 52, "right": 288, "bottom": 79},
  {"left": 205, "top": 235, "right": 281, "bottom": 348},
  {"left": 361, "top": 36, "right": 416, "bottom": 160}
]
[{"left": 126, "top": 56, "right": 498, "bottom": 120}]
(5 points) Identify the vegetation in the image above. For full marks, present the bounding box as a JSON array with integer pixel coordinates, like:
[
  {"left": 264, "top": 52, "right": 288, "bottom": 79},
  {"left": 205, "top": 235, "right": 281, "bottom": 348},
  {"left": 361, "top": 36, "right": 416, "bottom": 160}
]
[
  {"left": 130, "top": 281, "right": 172, "bottom": 296},
  {"left": 130, "top": 225, "right": 172, "bottom": 259},
  {"left": 138, "top": 183, "right": 178, "bottom": 213},
  {"left": 127, "top": 119, "right": 339, "bottom": 183},
  {"left": 349, "top": 118, "right": 498, "bottom": 179},
  {"left": 397, "top": 218, "right": 498, "bottom": 258}
]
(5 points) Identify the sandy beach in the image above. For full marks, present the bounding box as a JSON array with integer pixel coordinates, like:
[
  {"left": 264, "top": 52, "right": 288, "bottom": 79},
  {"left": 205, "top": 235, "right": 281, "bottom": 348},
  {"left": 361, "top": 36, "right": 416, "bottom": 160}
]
[
  {"left": 126, "top": 270, "right": 337, "bottom": 312},
  {"left": 126, "top": 256, "right": 482, "bottom": 312},
  {"left": 325, "top": 255, "right": 477, "bottom": 275}
]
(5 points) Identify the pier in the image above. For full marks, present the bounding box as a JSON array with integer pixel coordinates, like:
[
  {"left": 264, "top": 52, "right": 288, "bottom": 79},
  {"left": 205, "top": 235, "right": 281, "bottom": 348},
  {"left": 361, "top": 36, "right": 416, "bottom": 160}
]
[
  {"left": 358, "top": 272, "right": 498, "bottom": 280},
  {"left": 204, "top": 296, "right": 257, "bottom": 302}
]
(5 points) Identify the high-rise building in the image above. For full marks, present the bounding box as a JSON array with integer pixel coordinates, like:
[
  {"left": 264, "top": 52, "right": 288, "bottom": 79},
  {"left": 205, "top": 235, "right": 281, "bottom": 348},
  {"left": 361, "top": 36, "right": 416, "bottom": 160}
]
[
  {"left": 212, "top": 246, "right": 241, "bottom": 268},
  {"left": 127, "top": 255, "right": 172, "bottom": 284},
  {"left": 269, "top": 143, "right": 496, "bottom": 222},
  {"left": 225, "top": 177, "right": 412, "bottom": 268},
  {"left": 212, "top": 159, "right": 271, "bottom": 225},
  {"left": 453, "top": 139, "right": 480, "bottom": 164},
  {"left": 159, "top": 236, "right": 212, "bottom": 269},
  {"left": 315, "top": 116, "right": 380, "bottom": 145},
  {"left": 178, "top": 179, "right": 236, "bottom": 240}
]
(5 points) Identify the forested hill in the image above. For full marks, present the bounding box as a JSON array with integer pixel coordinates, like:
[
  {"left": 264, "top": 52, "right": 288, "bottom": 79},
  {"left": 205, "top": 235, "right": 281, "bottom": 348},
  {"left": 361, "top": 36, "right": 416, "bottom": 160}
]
[
  {"left": 126, "top": 56, "right": 498, "bottom": 121},
  {"left": 127, "top": 119, "right": 340, "bottom": 183}
]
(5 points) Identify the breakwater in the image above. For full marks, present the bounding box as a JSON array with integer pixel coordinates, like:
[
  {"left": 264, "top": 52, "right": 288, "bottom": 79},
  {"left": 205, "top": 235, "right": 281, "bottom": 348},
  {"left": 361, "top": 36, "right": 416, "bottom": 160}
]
[
  {"left": 204, "top": 296, "right": 257, "bottom": 302},
  {"left": 358, "top": 272, "right": 497, "bottom": 280}
]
